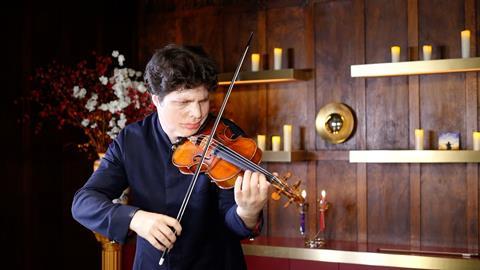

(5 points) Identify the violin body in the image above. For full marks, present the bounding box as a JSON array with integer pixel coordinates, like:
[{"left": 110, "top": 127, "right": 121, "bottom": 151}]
[{"left": 172, "top": 120, "right": 262, "bottom": 189}]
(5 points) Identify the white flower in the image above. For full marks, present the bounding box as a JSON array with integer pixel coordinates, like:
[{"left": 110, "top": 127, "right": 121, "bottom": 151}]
[
  {"left": 109, "top": 117, "right": 117, "bottom": 127},
  {"left": 99, "top": 76, "right": 108, "bottom": 85},
  {"left": 112, "top": 50, "right": 119, "bottom": 57},
  {"left": 118, "top": 54, "right": 125, "bottom": 66},
  {"left": 117, "top": 113, "right": 127, "bottom": 128},
  {"left": 99, "top": 104, "right": 108, "bottom": 111},
  {"left": 107, "top": 126, "right": 121, "bottom": 139},
  {"left": 136, "top": 82, "right": 147, "bottom": 93},
  {"left": 81, "top": 119, "right": 90, "bottom": 127},
  {"left": 128, "top": 69, "right": 135, "bottom": 77},
  {"left": 73, "top": 86, "right": 87, "bottom": 99},
  {"left": 135, "top": 71, "right": 142, "bottom": 77},
  {"left": 85, "top": 93, "right": 98, "bottom": 112},
  {"left": 90, "top": 123, "right": 98, "bottom": 129}
]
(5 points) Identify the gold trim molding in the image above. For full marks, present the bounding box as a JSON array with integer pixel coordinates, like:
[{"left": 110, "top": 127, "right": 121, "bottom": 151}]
[
  {"left": 351, "top": 57, "right": 480, "bottom": 77},
  {"left": 218, "top": 69, "right": 312, "bottom": 85},
  {"left": 242, "top": 244, "right": 480, "bottom": 270},
  {"left": 349, "top": 150, "right": 480, "bottom": 163}
]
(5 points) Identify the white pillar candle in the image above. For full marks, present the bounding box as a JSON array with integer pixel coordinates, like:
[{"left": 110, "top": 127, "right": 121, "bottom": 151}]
[
  {"left": 391, "top": 46, "right": 400, "bottom": 62},
  {"left": 422, "top": 45, "right": 432, "bottom": 60},
  {"left": 283, "top": 125, "right": 292, "bottom": 152},
  {"left": 272, "top": 136, "right": 281, "bottom": 151},
  {"left": 251, "top": 53, "right": 260, "bottom": 72},
  {"left": 461, "top": 30, "right": 471, "bottom": 58},
  {"left": 415, "top": 129, "right": 424, "bottom": 150},
  {"left": 257, "top": 134, "right": 266, "bottom": 151},
  {"left": 273, "top": 48, "right": 282, "bottom": 70},
  {"left": 474, "top": 131, "right": 480, "bottom": 151}
]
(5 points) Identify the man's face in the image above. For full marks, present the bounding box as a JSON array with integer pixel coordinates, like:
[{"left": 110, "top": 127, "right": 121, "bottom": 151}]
[{"left": 153, "top": 85, "right": 210, "bottom": 142}]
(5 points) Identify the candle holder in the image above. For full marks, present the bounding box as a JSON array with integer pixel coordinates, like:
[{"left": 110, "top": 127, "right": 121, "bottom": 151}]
[{"left": 304, "top": 191, "right": 330, "bottom": 248}]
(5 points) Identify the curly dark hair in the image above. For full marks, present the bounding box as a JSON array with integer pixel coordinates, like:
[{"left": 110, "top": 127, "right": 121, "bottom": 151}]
[{"left": 144, "top": 44, "right": 218, "bottom": 98}]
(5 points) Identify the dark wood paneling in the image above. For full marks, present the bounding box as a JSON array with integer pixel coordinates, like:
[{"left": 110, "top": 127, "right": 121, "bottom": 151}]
[
  {"left": 364, "top": 0, "right": 410, "bottom": 246},
  {"left": 314, "top": 0, "right": 358, "bottom": 150},
  {"left": 421, "top": 165, "right": 468, "bottom": 248},
  {"left": 417, "top": 0, "right": 468, "bottom": 249},
  {"left": 465, "top": 0, "right": 479, "bottom": 252},
  {"left": 367, "top": 164, "right": 410, "bottom": 245},
  {"left": 407, "top": 0, "right": 421, "bottom": 249},
  {"left": 317, "top": 161, "right": 358, "bottom": 242}
]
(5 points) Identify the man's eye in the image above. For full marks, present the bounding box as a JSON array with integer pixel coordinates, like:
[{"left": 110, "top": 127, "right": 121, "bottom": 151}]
[{"left": 175, "top": 101, "right": 190, "bottom": 105}]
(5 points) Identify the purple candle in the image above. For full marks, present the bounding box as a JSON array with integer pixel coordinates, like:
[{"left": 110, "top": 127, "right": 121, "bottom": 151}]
[
  {"left": 299, "top": 190, "right": 307, "bottom": 235},
  {"left": 299, "top": 204, "right": 306, "bottom": 235}
]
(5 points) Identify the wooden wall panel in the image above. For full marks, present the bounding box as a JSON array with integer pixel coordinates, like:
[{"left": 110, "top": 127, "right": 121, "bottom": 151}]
[
  {"left": 217, "top": 8, "right": 262, "bottom": 136},
  {"left": 265, "top": 5, "right": 310, "bottom": 238},
  {"left": 314, "top": 0, "right": 358, "bottom": 150},
  {"left": 421, "top": 165, "right": 468, "bottom": 248},
  {"left": 317, "top": 160, "right": 358, "bottom": 242},
  {"left": 365, "top": 0, "right": 409, "bottom": 149},
  {"left": 364, "top": 0, "right": 411, "bottom": 245},
  {"left": 418, "top": 0, "right": 468, "bottom": 248},
  {"left": 367, "top": 164, "right": 410, "bottom": 245},
  {"left": 314, "top": 0, "right": 361, "bottom": 243}
]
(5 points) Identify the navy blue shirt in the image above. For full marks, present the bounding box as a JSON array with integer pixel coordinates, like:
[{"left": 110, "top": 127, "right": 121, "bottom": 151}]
[{"left": 72, "top": 112, "right": 258, "bottom": 270}]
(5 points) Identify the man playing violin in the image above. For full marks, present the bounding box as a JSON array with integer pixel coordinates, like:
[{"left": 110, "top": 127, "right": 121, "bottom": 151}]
[{"left": 72, "top": 44, "right": 270, "bottom": 270}]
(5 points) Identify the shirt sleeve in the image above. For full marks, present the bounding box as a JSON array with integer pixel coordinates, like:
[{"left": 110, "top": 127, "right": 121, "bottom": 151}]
[{"left": 71, "top": 136, "right": 139, "bottom": 244}]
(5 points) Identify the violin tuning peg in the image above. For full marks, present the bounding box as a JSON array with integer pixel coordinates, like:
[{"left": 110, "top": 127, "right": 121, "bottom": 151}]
[
  {"left": 283, "top": 198, "right": 293, "bottom": 208},
  {"left": 284, "top": 172, "right": 292, "bottom": 179},
  {"left": 292, "top": 180, "right": 301, "bottom": 189},
  {"left": 271, "top": 192, "right": 281, "bottom": 201}
]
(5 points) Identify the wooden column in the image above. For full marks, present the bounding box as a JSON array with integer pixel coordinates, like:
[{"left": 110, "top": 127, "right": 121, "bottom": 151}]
[
  {"left": 465, "top": 0, "right": 479, "bottom": 253},
  {"left": 95, "top": 233, "right": 122, "bottom": 270},
  {"left": 93, "top": 154, "right": 122, "bottom": 270},
  {"left": 407, "top": 0, "right": 421, "bottom": 249},
  {"left": 354, "top": 0, "right": 367, "bottom": 245}
]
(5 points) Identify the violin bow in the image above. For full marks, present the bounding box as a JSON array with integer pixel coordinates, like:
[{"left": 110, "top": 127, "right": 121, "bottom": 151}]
[{"left": 159, "top": 32, "right": 253, "bottom": 265}]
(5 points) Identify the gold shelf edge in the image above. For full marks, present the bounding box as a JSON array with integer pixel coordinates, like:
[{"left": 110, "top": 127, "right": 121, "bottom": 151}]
[
  {"left": 241, "top": 244, "right": 480, "bottom": 270},
  {"left": 261, "top": 151, "right": 308, "bottom": 162},
  {"left": 351, "top": 57, "right": 480, "bottom": 77},
  {"left": 218, "top": 68, "right": 312, "bottom": 85},
  {"left": 349, "top": 150, "right": 480, "bottom": 163}
]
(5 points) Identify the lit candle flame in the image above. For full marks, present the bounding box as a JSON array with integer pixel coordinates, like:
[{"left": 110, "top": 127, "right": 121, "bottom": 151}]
[
  {"left": 321, "top": 190, "right": 326, "bottom": 200},
  {"left": 301, "top": 190, "right": 307, "bottom": 199}
]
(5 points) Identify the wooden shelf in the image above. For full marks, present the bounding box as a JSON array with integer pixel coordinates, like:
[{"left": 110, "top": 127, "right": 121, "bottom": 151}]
[
  {"left": 350, "top": 57, "right": 480, "bottom": 77},
  {"left": 217, "top": 68, "right": 312, "bottom": 85},
  {"left": 349, "top": 150, "right": 480, "bottom": 163}
]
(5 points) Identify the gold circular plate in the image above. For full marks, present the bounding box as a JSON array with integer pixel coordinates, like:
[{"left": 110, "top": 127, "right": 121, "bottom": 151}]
[{"left": 315, "top": 102, "right": 355, "bottom": 144}]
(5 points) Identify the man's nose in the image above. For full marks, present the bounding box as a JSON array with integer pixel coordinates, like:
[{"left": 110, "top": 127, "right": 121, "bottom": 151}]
[{"left": 188, "top": 102, "right": 202, "bottom": 119}]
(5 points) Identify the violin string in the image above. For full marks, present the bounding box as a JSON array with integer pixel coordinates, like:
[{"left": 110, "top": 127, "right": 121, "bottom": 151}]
[
  {"left": 193, "top": 135, "right": 299, "bottom": 200},
  {"left": 191, "top": 135, "right": 298, "bottom": 197},
  {"left": 192, "top": 135, "right": 279, "bottom": 182}
]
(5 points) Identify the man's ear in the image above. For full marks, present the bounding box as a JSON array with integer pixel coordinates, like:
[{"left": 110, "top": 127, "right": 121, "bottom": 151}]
[{"left": 151, "top": 95, "right": 161, "bottom": 107}]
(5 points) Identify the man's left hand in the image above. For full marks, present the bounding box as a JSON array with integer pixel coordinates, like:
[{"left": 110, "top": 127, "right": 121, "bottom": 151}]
[{"left": 234, "top": 170, "right": 270, "bottom": 229}]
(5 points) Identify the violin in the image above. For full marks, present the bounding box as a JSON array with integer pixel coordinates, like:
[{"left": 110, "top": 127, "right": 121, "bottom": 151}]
[{"left": 172, "top": 117, "right": 305, "bottom": 207}]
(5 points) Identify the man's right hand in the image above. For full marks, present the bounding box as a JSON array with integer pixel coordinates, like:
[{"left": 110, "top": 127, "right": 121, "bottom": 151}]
[{"left": 129, "top": 210, "right": 182, "bottom": 251}]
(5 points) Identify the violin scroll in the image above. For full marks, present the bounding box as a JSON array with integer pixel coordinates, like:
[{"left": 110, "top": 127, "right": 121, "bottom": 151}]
[{"left": 270, "top": 172, "right": 305, "bottom": 208}]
